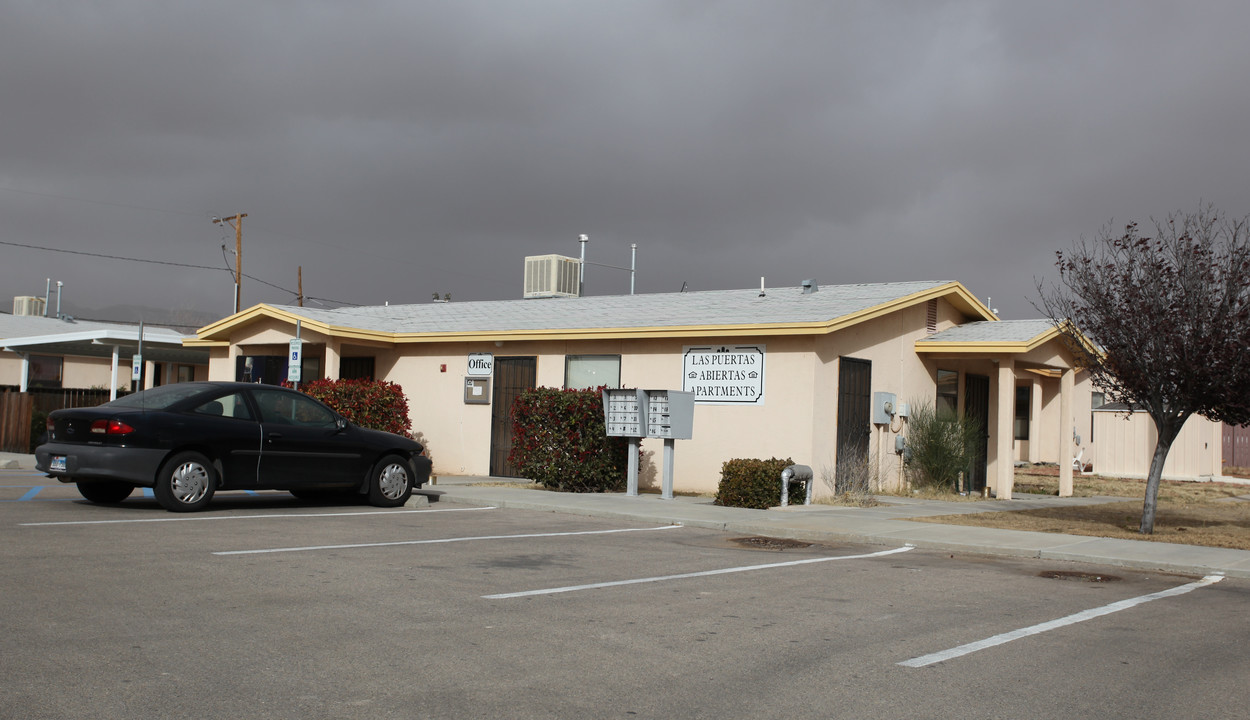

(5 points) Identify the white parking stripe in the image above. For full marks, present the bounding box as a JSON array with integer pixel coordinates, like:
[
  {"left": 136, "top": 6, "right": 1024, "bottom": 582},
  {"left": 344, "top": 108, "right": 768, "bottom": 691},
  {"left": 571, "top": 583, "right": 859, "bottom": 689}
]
[
  {"left": 483, "top": 545, "right": 916, "bottom": 599},
  {"left": 214, "top": 524, "right": 685, "bottom": 555},
  {"left": 20, "top": 506, "right": 496, "bottom": 527},
  {"left": 898, "top": 573, "right": 1225, "bottom": 668}
]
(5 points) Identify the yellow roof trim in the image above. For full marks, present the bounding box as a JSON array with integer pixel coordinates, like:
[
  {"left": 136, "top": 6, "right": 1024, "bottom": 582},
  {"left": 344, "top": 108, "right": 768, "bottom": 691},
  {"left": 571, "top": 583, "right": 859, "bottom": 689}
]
[
  {"left": 196, "top": 283, "right": 997, "bottom": 345},
  {"left": 915, "top": 326, "right": 1064, "bottom": 354},
  {"left": 915, "top": 323, "right": 1100, "bottom": 358}
]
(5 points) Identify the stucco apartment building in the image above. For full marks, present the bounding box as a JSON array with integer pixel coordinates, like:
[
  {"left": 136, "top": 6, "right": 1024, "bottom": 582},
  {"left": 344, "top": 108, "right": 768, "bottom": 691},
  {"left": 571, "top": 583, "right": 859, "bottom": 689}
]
[{"left": 188, "top": 279, "right": 1186, "bottom": 499}]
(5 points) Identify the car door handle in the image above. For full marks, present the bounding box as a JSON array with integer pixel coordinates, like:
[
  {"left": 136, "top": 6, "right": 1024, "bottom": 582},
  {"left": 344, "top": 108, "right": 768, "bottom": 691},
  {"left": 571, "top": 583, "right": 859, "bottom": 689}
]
[{"left": 268, "top": 433, "right": 283, "bottom": 441}]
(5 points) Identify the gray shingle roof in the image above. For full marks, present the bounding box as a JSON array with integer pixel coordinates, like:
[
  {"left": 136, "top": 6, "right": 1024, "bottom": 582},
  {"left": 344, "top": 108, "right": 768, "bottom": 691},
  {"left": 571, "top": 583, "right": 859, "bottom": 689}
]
[
  {"left": 0, "top": 313, "right": 169, "bottom": 340},
  {"left": 919, "top": 319, "right": 1057, "bottom": 344},
  {"left": 270, "top": 281, "right": 956, "bottom": 334}
]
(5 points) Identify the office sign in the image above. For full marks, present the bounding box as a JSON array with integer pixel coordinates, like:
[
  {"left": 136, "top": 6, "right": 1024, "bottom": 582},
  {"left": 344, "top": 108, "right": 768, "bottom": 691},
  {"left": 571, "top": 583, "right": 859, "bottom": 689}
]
[
  {"left": 467, "top": 352, "right": 494, "bottom": 376},
  {"left": 682, "top": 345, "right": 765, "bottom": 405}
]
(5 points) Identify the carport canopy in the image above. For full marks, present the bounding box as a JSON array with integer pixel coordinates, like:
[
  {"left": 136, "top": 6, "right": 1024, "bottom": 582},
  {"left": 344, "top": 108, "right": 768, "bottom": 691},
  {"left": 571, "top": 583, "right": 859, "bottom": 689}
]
[{"left": 3, "top": 323, "right": 208, "bottom": 398}]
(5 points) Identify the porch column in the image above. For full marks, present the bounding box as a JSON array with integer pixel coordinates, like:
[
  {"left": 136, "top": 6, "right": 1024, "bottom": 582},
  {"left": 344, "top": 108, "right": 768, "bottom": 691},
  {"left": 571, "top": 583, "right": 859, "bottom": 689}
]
[
  {"left": 1028, "top": 376, "right": 1043, "bottom": 464},
  {"left": 325, "top": 339, "right": 341, "bottom": 381},
  {"left": 109, "top": 345, "right": 120, "bottom": 401},
  {"left": 18, "top": 353, "right": 29, "bottom": 392},
  {"left": 1059, "top": 368, "right": 1074, "bottom": 497},
  {"left": 996, "top": 359, "right": 1015, "bottom": 500}
]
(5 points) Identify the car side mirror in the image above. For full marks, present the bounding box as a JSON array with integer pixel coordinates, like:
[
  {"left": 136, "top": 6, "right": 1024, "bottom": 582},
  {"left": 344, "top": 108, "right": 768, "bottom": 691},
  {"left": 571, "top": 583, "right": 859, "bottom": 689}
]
[{"left": 335, "top": 417, "right": 348, "bottom": 432}]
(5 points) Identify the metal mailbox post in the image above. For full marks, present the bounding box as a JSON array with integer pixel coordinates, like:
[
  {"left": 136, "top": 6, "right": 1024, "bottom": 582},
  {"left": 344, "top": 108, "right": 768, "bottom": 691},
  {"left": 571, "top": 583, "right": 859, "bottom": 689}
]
[{"left": 603, "top": 389, "right": 694, "bottom": 499}]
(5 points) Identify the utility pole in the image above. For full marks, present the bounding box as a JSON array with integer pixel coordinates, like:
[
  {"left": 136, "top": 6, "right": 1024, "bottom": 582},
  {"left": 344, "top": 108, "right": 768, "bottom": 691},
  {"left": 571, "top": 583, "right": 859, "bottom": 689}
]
[{"left": 213, "top": 213, "right": 247, "bottom": 313}]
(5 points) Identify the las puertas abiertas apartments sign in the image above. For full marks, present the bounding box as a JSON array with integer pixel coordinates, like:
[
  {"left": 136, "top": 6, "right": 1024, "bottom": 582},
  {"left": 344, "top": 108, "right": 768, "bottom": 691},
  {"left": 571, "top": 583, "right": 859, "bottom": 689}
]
[{"left": 682, "top": 345, "right": 765, "bottom": 405}]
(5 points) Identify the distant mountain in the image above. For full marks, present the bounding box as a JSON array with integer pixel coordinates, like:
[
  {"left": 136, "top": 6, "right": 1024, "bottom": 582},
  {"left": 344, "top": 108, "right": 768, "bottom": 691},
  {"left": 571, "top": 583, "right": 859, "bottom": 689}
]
[{"left": 56, "top": 302, "right": 224, "bottom": 332}]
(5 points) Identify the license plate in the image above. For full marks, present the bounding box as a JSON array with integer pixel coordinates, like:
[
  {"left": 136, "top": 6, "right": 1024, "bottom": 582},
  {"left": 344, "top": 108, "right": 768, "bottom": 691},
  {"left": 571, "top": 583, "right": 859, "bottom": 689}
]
[{"left": 50, "top": 456, "right": 67, "bottom": 473}]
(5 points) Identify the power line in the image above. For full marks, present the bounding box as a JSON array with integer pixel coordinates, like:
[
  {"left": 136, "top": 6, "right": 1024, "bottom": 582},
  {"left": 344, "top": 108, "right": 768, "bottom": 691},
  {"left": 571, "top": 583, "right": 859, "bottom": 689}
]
[
  {"left": 0, "top": 239, "right": 227, "bottom": 270},
  {"left": 3, "top": 238, "right": 301, "bottom": 301}
]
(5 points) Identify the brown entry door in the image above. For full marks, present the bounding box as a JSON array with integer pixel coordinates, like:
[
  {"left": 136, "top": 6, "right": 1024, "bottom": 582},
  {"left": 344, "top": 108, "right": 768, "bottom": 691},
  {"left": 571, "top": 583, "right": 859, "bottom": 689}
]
[
  {"left": 836, "top": 357, "right": 872, "bottom": 490},
  {"left": 965, "top": 374, "right": 990, "bottom": 492},
  {"left": 490, "top": 356, "right": 537, "bottom": 477}
]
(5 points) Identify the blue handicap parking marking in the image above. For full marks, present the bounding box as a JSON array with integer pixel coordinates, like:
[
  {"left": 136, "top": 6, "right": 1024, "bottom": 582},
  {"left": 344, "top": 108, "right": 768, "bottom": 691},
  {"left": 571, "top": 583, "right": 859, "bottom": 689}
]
[{"left": 19, "top": 486, "right": 43, "bottom": 501}]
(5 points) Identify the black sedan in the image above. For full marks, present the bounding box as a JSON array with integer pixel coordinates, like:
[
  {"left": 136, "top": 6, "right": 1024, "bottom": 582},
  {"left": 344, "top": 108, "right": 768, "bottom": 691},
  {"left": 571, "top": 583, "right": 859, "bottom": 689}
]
[{"left": 35, "top": 381, "right": 432, "bottom": 512}]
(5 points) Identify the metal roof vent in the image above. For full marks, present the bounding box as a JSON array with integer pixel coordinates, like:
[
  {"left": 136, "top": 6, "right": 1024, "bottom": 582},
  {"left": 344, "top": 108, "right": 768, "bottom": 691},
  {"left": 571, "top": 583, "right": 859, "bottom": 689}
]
[{"left": 801, "top": 279, "right": 818, "bottom": 294}]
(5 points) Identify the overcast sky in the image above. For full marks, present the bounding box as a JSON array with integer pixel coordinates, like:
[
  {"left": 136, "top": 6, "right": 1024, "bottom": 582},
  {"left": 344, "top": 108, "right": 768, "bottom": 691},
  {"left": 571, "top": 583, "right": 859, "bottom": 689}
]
[{"left": 3, "top": 1, "right": 1250, "bottom": 325}]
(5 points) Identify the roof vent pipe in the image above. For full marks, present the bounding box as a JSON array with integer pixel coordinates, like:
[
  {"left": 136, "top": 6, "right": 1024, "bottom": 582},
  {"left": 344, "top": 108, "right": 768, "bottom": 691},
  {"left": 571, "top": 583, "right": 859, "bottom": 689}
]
[{"left": 802, "top": 279, "right": 818, "bottom": 294}]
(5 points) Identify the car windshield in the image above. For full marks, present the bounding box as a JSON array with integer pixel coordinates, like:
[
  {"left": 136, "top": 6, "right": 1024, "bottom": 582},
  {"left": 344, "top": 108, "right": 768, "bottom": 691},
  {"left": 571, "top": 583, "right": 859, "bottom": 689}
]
[{"left": 105, "top": 384, "right": 211, "bottom": 410}]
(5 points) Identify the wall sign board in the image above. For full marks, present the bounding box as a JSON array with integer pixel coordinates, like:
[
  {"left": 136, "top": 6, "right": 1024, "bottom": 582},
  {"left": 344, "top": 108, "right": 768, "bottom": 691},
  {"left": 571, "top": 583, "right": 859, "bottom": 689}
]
[
  {"left": 467, "top": 353, "right": 494, "bottom": 376},
  {"left": 682, "top": 345, "right": 765, "bottom": 405}
]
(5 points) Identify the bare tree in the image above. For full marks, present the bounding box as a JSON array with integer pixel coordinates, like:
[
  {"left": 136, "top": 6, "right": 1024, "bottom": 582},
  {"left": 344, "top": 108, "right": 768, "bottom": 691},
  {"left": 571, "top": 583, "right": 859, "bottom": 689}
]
[{"left": 1037, "top": 205, "right": 1250, "bottom": 533}]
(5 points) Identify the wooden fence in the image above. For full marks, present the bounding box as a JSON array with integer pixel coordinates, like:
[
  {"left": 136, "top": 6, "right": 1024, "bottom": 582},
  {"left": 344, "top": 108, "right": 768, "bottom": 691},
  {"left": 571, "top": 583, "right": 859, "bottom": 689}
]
[
  {"left": 1, "top": 391, "right": 33, "bottom": 453},
  {"left": 0, "top": 388, "right": 119, "bottom": 453},
  {"left": 1224, "top": 423, "right": 1250, "bottom": 469}
]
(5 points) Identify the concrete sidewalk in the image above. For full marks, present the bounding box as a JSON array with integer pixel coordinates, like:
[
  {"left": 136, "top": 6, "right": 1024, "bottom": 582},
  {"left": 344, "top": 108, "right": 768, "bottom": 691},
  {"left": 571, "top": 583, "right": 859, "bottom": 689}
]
[
  {"left": 424, "top": 476, "right": 1250, "bottom": 580},
  {"left": 7, "top": 449, "right": 1247, "bottom": 579}
]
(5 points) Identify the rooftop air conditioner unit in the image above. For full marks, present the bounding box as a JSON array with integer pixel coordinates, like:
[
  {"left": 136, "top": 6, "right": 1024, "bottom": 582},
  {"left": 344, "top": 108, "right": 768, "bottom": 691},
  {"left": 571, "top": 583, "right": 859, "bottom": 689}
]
[
  {"left": 13, "top": 296, "right": 46, "bottom": 316},
  {"left": 523, "top": 254, "right": 581, "bottom": 299}
]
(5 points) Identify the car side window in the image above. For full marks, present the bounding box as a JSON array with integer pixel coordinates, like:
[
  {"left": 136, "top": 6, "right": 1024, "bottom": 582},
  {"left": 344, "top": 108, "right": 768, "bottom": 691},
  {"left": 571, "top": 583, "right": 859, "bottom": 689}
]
[
  {"left": 192, "top": 393, "right": 254, "bottom": 421},
  {"left": 254, "top": 389, "right": 336, "bottom": 428}
]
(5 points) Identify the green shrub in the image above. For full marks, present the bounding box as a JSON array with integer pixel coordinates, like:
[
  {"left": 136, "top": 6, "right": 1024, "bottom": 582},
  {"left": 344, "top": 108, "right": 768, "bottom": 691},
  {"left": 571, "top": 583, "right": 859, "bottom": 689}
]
[
  {"left": 29, "top": 409, "right": 48, "bottom": 452},
  {"left": 905, "top": 399, "right": 982, "bottom": 491},
  {"left": 508, "top": 386, "right": 629, "bottom": 492},
  {"left": 298, "top": 378, "right": 412, "bottom": 436},
  {"left": 715, "top": 457, "right": 796, "bottom": 509}
]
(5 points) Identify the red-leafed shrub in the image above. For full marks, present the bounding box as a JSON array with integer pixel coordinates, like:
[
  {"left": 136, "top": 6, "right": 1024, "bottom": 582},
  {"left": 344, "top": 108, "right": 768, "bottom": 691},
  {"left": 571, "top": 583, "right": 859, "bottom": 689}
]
[
  {"left": 509, "top": 386, "right": 628, "bottom": 492},
  {"left": 298, "top": 378, "right": 412, "bottom": 436}
]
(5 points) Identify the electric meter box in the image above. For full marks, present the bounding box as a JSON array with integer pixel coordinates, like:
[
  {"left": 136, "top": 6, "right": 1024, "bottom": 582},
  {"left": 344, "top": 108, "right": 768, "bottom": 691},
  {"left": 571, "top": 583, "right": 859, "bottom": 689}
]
[
  {"left": 644, "top": 389, "right": 694, "bottom": 439},
  {"left": 603, "top": 388, "right": 648, "bottom": 437}
]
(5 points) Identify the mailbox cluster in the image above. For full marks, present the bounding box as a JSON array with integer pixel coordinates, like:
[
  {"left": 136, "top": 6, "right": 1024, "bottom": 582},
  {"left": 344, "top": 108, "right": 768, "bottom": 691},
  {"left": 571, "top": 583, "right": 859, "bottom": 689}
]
[
  {"left": 602, "top": 389, "right": 695, "bottom": 500},
  {"left": 603, "top": 389, "right": 694, "bottom": 439}
]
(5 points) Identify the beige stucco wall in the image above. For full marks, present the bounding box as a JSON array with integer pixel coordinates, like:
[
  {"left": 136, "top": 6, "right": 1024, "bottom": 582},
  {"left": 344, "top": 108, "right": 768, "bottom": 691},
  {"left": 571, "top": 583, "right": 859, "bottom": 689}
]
[
  {"left": 379, "top": 336, "right": 826, "bottom": 491},
  {"left": 1014, "top": 372, "right": 1095, "bottom": 467},
  {"left": 0, "top": 352, "right": 118, "bottom": 389},
  {"left": 0, "top": 352, "right": 22, "bottom": 386},
  {"left": 62, "top": 356, "right": 116, "bottom": 389},
  {"left": 1092, "top": 410, "right": 1222, "bottom": 480}
]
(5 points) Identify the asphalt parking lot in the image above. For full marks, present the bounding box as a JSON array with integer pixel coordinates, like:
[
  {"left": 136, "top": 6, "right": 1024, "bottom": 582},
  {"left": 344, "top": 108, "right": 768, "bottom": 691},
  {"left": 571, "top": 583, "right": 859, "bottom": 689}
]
[{"left": 4, "top": 469, "right": 1249, "bottom": 720}]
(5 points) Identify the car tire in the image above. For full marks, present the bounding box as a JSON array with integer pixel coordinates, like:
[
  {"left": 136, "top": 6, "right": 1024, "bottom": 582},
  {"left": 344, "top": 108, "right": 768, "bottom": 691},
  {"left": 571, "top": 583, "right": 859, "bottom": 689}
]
[
  {"left": 367, "top": 454, "right": 413, "bottom": 507},
  {"left": 76, "top": 480, "right": 134, "bottom": 504},
  {"left": 154, "top": 451, "right": 217, "bottom": 512}
]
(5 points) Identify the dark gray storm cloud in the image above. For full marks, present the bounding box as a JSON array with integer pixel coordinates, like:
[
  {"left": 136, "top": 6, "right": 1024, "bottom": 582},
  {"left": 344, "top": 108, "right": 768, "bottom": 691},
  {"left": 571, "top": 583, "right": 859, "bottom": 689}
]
[{"left": 3, "top": 1, "right": 1250, "bottom": 322}]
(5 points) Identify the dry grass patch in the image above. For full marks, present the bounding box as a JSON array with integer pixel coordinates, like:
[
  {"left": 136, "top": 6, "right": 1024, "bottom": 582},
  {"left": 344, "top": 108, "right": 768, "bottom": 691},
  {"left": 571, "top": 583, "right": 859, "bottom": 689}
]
[
  {"left": 813, "top": 491, "right": 881, "bottom": 508},
  {"left": 913, "top": 465, "right": 1250, "bottom": 550}
]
